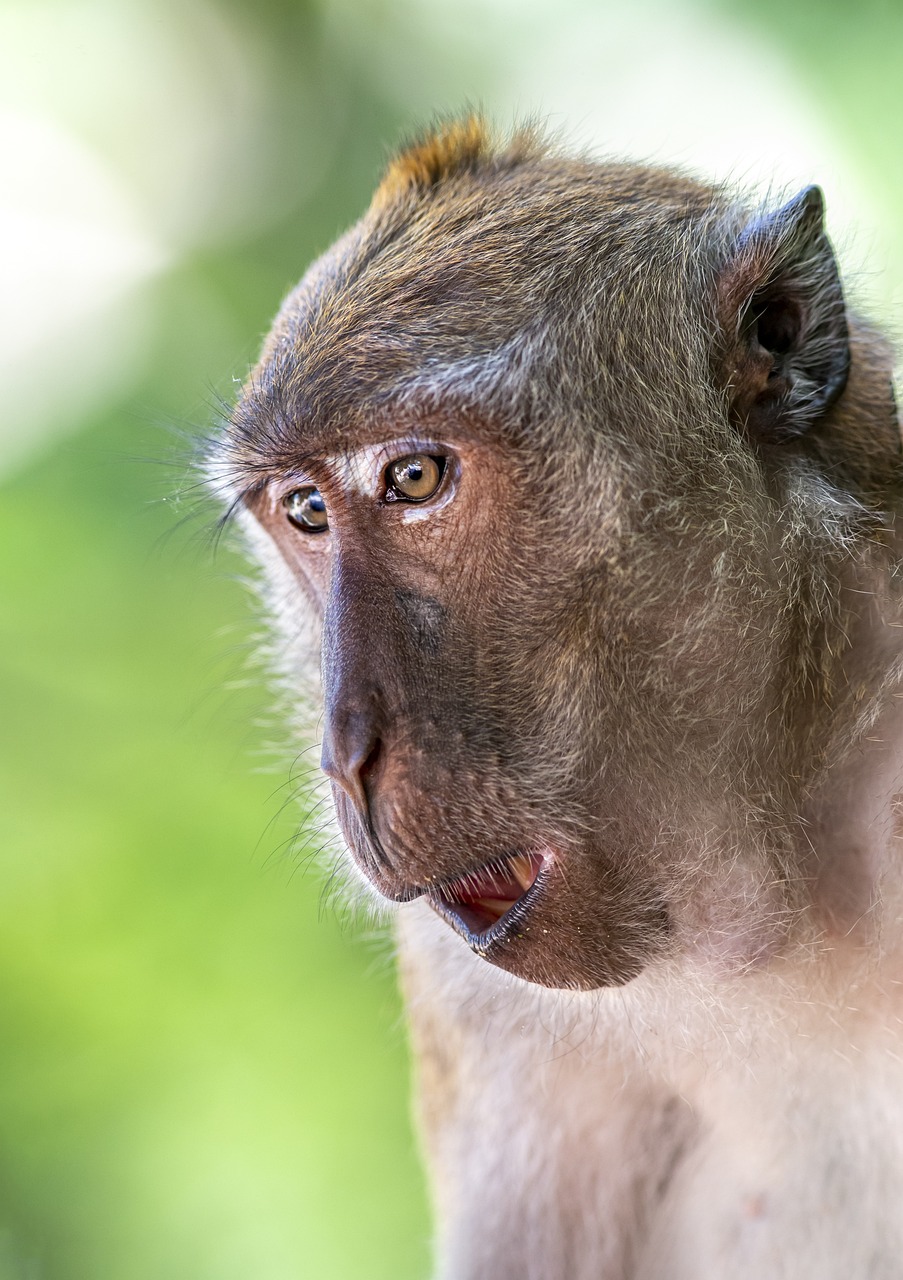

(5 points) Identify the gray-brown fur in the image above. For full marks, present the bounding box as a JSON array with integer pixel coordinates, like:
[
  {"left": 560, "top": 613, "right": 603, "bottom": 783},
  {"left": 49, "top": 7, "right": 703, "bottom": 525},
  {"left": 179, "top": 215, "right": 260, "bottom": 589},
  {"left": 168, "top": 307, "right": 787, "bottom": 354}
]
[{"left": 211, "top": 118, "right": 903, "bottom": 1277}]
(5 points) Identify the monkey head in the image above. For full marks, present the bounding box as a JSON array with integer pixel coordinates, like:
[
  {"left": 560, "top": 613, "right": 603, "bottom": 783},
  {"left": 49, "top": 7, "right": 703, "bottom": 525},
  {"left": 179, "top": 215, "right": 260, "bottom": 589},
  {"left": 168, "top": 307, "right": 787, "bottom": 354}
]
[{"left": 213, "top": 121, "right": 900, "bottom": 990}]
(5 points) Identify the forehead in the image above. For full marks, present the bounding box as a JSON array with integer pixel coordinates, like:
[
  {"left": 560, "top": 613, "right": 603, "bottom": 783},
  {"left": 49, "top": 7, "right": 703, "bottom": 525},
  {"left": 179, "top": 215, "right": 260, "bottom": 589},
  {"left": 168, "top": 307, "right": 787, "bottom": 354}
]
[
  {"left": 224, "top": 160, "right": 717, "bottom": 475},
  {"left": 231, "top": 347, "right": 528, "bottom": 476}
]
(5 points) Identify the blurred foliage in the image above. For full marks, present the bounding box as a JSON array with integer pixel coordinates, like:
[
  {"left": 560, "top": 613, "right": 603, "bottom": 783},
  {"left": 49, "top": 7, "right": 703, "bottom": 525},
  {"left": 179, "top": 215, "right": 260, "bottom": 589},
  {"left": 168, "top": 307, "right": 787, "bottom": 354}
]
[
  {"left": 1, "top": 0, "right": 902, "bottom": 1276},
  {"left": 0, "top": 402, "right": 429, "bottom": 1279},
  {"left": 706, "top": 0, "right": 903, "bottom": 296},
  {"left": 0, "top": 4, "right": 430, "bottom": 1276}
]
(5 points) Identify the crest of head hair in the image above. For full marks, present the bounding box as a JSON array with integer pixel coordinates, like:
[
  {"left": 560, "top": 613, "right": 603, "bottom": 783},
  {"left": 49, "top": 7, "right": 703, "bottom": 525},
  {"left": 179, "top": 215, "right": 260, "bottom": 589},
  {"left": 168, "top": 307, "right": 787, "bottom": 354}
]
[{"left": 371, "top": 116, "right": 547, "bottom": 209}]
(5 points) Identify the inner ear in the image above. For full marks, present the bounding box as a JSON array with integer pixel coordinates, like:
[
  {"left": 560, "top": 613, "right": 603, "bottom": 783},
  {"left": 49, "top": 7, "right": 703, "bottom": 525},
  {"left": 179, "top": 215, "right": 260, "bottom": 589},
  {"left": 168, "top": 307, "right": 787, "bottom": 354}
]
[
  {"left": 754, "top": 296, "right": 801, "bottom": 358},
  {"left": 720, "top": 186, "right": 850, "bottom": 445}
]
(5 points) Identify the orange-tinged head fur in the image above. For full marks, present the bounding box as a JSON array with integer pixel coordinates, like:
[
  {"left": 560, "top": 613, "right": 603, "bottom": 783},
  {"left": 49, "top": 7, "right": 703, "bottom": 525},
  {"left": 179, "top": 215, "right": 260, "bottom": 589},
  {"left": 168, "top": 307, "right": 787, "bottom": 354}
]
[{"left": 370, "top": 116, "right": 496, "bottom": 207}]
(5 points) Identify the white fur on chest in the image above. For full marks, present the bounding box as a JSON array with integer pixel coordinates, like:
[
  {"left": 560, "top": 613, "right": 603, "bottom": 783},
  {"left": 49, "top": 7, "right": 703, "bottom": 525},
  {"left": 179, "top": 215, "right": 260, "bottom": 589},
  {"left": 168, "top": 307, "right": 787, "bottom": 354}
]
[{"left": 397, "top": 902, "right": 903, "bottom": 1280}]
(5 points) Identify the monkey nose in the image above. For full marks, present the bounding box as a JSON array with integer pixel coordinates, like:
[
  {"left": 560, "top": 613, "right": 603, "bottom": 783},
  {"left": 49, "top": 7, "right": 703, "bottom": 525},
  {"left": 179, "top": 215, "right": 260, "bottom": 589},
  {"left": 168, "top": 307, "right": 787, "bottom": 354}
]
[{"left": 320, "top": 709, "right": 383, "bottom": 815}]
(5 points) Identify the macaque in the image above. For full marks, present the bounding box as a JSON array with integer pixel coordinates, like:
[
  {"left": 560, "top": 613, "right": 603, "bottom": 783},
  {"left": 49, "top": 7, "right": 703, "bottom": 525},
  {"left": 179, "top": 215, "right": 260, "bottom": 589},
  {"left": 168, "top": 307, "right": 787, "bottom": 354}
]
[{"left": 210, "top": 118, "right": 903, "bottom": 1277}]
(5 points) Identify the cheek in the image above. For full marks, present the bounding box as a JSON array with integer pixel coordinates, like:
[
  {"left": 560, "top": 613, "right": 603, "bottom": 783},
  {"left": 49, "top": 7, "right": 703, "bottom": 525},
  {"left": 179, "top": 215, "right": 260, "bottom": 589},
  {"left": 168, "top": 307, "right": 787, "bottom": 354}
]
[
  {"left": 292, "top": 554, "right": 330, "bottom": 614},
  {"left": 619, "top": 529, "right": 789, "bottom": 714},
  {"left": 391, "top": 453, "right": 524, "bottom": 594},
  {"left": 236, "top": 517, "right": 325, "bottom": 689},
  {"left": 253, "top": 510, "right": 332, "bottom": 614}
]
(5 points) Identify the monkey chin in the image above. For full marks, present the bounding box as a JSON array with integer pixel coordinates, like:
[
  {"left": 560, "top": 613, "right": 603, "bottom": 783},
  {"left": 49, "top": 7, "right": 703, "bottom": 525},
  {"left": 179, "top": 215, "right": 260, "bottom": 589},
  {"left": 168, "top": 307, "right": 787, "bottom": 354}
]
[{"left": 422, "top": 849, "right": 669, "bottom": 992}]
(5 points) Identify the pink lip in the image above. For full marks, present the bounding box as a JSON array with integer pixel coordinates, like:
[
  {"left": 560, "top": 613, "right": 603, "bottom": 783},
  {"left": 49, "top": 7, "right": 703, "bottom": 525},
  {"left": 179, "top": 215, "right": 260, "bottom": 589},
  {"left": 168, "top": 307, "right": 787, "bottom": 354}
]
[{"left": 427, "top": 851, "right": 548, "bottom": 945}]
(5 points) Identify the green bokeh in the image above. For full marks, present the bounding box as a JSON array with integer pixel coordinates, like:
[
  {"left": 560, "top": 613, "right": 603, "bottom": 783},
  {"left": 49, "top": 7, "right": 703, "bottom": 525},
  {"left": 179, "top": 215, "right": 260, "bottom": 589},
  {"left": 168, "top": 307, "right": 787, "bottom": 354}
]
[
  {"left": 0, "top": 7, "right": 430, "bottom": 1271},
  {"left": 0, "top": 339, "right": 430, "bottom": 1277},
  {"left": 2, "top": 0, "right": 902, "bottom": 1275}
]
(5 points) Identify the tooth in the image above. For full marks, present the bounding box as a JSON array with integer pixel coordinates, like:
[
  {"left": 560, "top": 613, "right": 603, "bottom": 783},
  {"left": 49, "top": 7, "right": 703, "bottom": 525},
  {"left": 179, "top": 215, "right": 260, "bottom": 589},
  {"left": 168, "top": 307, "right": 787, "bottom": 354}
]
[{"left": 509, "top": 854, "right": 536, "bottom": 893}]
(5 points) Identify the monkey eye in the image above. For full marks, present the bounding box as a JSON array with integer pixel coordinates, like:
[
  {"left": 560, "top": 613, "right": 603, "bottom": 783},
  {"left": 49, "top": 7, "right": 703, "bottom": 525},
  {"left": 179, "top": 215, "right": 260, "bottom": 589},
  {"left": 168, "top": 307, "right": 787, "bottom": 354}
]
[
  {"left": 283, "top": 485, "right": 328, "bottom": 532},
  {"left": 385, "top": 454, "right": 445, "bottom": 503}
]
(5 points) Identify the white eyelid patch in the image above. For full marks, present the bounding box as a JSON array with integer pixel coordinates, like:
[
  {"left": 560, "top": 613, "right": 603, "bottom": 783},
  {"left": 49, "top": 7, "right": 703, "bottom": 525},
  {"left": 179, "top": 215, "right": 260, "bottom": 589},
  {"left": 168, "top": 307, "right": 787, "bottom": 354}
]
[
  {"left": 326, "top": 443, "right": 388, "bottom": 496},
  {"left": 324, "top": 441, "right": 453, "bottom": 522}
]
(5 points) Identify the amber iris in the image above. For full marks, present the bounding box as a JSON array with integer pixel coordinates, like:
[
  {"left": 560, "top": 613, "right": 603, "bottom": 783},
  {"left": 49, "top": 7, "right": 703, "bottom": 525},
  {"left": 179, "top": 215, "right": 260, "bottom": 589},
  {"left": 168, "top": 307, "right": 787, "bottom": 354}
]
[{"left": 386, "top": 454, "right": 443, "bottom": 501}]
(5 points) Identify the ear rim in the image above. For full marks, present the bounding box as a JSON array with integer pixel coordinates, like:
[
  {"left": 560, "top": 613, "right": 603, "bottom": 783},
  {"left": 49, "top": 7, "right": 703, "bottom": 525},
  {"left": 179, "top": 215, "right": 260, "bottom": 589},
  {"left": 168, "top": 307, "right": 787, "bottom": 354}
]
[{"left": 719, "top": 185, "right": 851, "bottom": 446}]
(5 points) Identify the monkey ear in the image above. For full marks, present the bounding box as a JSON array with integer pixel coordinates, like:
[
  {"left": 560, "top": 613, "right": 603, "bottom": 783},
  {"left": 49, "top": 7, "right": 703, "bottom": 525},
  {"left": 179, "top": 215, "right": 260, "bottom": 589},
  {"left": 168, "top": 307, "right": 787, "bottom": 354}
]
[{"left": 718, "top": 186, "right": 850, "bottom": 443}]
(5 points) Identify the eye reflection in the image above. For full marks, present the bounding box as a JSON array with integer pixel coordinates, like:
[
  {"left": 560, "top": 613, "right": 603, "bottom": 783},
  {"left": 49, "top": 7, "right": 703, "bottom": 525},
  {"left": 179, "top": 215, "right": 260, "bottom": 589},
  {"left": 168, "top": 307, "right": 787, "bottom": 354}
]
[
  {"left": 283, "top": 486, "right": 328, "bottom": 532},
  {"left": 386, "top": 454, "right": 444, "bottom": 502}
]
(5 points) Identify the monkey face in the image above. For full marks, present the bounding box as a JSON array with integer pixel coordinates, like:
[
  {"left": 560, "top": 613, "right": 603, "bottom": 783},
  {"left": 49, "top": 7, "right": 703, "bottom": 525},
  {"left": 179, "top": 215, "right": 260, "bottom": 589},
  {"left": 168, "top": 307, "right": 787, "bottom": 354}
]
[
  {"left": 226, "top": 348, "right": 786, "bottom": 990},
  {"left": 217, "top": 124, "right": 890, "bottom": 989},
  {"left": 241, "top": 412, "right": 780, "bottom": 991}
]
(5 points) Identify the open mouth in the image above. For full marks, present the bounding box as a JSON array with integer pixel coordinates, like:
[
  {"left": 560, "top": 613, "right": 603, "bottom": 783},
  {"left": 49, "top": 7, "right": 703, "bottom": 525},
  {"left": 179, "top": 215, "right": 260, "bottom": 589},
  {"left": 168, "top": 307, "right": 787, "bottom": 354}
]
[{"left": 427, "top": 852, "right": 546, "bottom": 947}]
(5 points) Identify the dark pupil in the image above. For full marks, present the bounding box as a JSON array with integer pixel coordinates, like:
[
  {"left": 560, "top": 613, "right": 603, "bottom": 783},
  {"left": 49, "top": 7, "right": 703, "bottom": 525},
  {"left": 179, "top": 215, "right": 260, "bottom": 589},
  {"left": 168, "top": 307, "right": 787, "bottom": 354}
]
[
  {"left": 307, "top": 492, "right": 325, "bottom": 514},
  {"left": 400, "top": 461, "right": 423, "bottom": 483}
]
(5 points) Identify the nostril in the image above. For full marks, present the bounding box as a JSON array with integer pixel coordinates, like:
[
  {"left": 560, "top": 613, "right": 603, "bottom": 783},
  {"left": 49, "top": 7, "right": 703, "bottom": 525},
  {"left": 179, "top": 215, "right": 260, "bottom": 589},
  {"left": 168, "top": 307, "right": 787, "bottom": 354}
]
[
  {"left": 358, "top": 738, "right": 383, "bottom": 790},
  {"left": 320, "top": 709, "right": 384, "bottom": 815}
]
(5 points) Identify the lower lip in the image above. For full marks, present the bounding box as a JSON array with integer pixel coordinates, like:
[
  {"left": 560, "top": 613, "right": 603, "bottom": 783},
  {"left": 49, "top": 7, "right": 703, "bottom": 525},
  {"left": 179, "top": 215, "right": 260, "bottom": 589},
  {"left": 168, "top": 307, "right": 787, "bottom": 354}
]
[{"left": 426, "top": 855, "right": 549, "bottom": 953}]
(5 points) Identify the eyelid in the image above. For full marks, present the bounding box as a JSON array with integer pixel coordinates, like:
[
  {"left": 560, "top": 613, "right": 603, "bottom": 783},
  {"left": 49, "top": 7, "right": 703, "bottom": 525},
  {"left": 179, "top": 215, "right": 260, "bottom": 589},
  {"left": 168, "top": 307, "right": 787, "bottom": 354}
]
[
  {"left": 367, "top": 439, "right": 447, "bottom": 484},
  {"left": 273, "top": 472, "right": 320, "bottom": 509},
  {"left": 273, "top": 441, "right": 456, "bottom": 509},
  {"left": 321, "top": 440, "right": 454, "bottom": 501}
]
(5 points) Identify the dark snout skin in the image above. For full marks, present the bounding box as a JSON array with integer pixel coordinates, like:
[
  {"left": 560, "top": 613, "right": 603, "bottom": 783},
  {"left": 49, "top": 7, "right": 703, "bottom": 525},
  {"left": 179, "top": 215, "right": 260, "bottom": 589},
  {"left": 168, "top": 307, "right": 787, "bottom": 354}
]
[
  {"left": 318, "top": 560, "right": 391, "bottom": 819},
  {"left": 318, "top": 549, "right": 472, "bottom": 896},
  {"left": 320, "top": 565, "right": 449, "bottom": 811},
  {"left": 318, "top": 555, "right": 444, "bottom": 873}
]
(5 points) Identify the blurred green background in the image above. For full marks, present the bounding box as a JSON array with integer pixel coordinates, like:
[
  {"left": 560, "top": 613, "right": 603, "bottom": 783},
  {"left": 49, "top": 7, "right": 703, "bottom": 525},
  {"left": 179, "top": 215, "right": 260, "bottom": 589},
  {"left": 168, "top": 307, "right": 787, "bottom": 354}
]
[{"left": 1, "top": 0, "right": 902, "bottom": 1276}]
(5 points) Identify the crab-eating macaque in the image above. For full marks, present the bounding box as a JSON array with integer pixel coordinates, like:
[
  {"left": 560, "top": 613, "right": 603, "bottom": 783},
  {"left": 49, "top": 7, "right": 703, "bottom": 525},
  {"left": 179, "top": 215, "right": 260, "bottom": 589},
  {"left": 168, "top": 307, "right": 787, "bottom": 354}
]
[{"left": 210, "top": 119, "right": 903, "bottom": 1277}]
